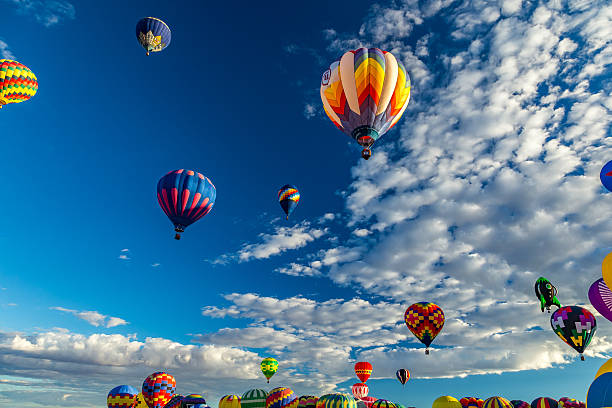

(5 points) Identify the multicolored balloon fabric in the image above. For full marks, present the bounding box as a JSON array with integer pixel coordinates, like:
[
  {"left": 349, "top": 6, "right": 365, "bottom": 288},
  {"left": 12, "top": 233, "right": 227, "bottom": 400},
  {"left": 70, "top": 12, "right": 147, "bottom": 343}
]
[
  {"left": 107, "top": 385, "right": 138, "bottom": 408},
  {"left": 550, "top": 305, "right": 596, "bottom": 360},
  {"left": 600, "top": 161, "right": 612, "bottom": 192},
  {"left": 354, "top": 361, "right": 373, "bottom": 382},
  {"left": 136, "top": 17, "right": 171, "bottom": 55},
  {"left": 317, "top": 393, "right": 357, "bottom": 408},
  {"left": 278, "top": 185, "right": 300, "bottom": 219},
  {"left": 184, "top": 394, "right": 208, "bottom": 408},
  {"left": 602, "top": 252, "right": 612, "bottom": 295},
  {"left": 164, "top": 395, "right": 184, "bottom": 408},
  {"left": 558, "top": 398, "right": 584, "bottom": 408},
  {"left": 588, "top": 278, "right": 612, "bottom": 323},
  {"left": 534, "top": 277, "right": 561, "bottom": 312},
  {"left": 220, "top": 395, "right": 242, "bottom": 408},
  {"left": 588, "top": 373, "right": 612, "bottom": 408},
  {"left": 157, "top": 169, "right": 216, "bottom": 240},
  {"left": 395, "top": 369, "right": 409, "bottom": 386},
  {"left": 510, "top": 401, "right": 529, "bottom": 408},
  {"left": 0, "top": 59, "right": 38, "bottom": 108},
  {"left": 261, "top": 357, "right": 279, "bottom": 383},
  {"left": 133, "top": 393, "right": 148, "bottom": 408},
  {"left": 298, "top": 396, "right": 319, "bottom": 408},
  {"left": 141, "top": 372, "right": 176, "bottom": 408},
  {"left": 596, "top": 358, "right": 612, "bottom": 379},
  {"left": 243, "top": 389, "right": 269, "bottom": 408},
  {"left": 483, "top": 397, "right": 513, "bottom": 408},
  {"left": 530, "top": 398, "right": 558, "bottom": 408},
  {"left": 404, "top": 302, "right": 445, "bottom": 354},
  {"left": 267, "top": 387, "right": 298, "bottom": 408},
  {"left": 432, "top": 396, "right": 461, "bottom": 408},
  {"left": 460, "top": 397, "right": 483, "bottom": 408},
  {"left": 370, "top": 399, "right": 395, "bottom": 408},
  {"left": 360, "top": 396, "right": 377, "bottom": 408},
  {"left": 320, "top": 47, "right": 411, "bottom": 160},
  {"left": 351, "top": 383, "right": 369, "bottom": 400}
]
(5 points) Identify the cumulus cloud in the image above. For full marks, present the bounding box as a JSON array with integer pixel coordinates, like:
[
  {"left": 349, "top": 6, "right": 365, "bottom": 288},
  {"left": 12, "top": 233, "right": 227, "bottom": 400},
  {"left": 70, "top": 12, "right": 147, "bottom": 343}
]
[
  {"left": 0, "top": 40, "right": 14, "bottom": 59},
  {"left": 4, "top": 0, "right": 76, "bottom": 27},
  {"left": 214, "top": 222, "right": 327, "bottom": 263},
  {"left": 50, "top": 307, "right": 129, "bottom": 328}
]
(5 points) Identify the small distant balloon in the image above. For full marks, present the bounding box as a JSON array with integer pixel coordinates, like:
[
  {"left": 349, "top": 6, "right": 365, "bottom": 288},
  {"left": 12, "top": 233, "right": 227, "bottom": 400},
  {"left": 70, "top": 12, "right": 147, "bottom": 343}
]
[
  {"left": 0, "top": 59, "right": 38, "bottom": 108},
  {"left": 550, "top": 306, "right": 596, "bottom": 360},
  {"left": 278, "top": 185, "right": 300, "bottom": 220},
  {"left": 261, "top": 357, "right": 278, "bottom": 383},
  {"left": 136, "top": 17, "right": 171, "bottom": 55},
  {"left": 396, "top": 369, "right": 409, "bottom": 386},
  {"left": 534, "top": 277, "right": 561, "bottom": 313},
  {"left": 600, "top": 161, "right": 612, "bottom": 192},
  {"left": 404, "top": 302, "right": 445, "bottom": 354}
]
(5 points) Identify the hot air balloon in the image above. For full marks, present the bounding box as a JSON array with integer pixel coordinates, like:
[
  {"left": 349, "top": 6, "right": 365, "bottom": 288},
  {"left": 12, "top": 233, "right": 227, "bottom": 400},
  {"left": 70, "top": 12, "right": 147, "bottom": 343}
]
[
  {"left": 157, "top": 169, "right": 216, "bottom": 240},
  {"left": 550, "top": 306, "right": 596, "bottom": 360},
  {"left": 107, "top": 385, "right": 138, "bottom": 408},
  {"left": 267, "top": 388, "right": 298, "bottom": 408},
  {"left": 320, "top": 48, "right": 411, "bottom": 160},
  {"left": 243, "top": 390, "right": 269, "bottom": 408},
  {"left": 535, "top": 277, "right": 561, "bottom": 313},
  {"left": 602, "top": 252, "right": 612, "bottom": 293},
  {"left": 0, "top": 59, "right": 38, "bottom": 109},
  {"left": 298, "top": 396, "right": 319, "bottom": 408},
  {"left": 134, "top": 393, "right": 148, "bottom": 408},
  {"left": 136, "top": 17, "right": 171, "bottom": 55},
  {"left": 318, "top": 394, "right": 357, "bottom": 408},
  {"left": 588, "top": 373, "right": 612, "bottom": 408},
  {"left": 142, "top": 372, "right": 176, "bottom": 408},
  {"left": 361, "top": 397, "right": 378, "bottom": 408},
  {"left": 531, "top": 398, "right": 558, "bottom": 408},
  {"left": 220, "top": 395, "right": 241, "bottom": 408},
  {"left": 460, "top": 398, "right": 483, "bottom": 408},
  {"left": 588, "top": 278, "right": 612, "bottom": 323},
  {"left": 558, "top": 399, "right": 583, "bottom": 408},
  {"left": 261, "top": 357, "right": 278, "bottom": 383},
  {"left": 278, "top": 185, "right": 300, "bottom": 220},
  {"left": 404, "top": 302, "right": 445, "bottom": 354},
  {"left": 432, "top": 397, "right": 461, "bottom": 408},
  {"left": 354, "top": 361, "right": 373, "bottom": 382},
  {"left": 511, "top": 401, "right": 529, "bottom": 408},
  {"left": 483, "top": 398, "right": 513, "bottom": 408},
  {"left": 184, "top": 394, "right": 208, "bottom": 408},
  {"left": 601, "top": 161, "right": 612, "bottom": 192},
  {"left": 165, "top": 395, "right": 185, "bottom": 408},
  {"left": 352, "top": 383, "right": 369, "bottom": 400},
  {"left": 396, "top": 369, "right": 409, "bottom": 386},
  {"left": 596, "top": 358, "right": 612, "bottom": 379},
  {"left": 372, "top": 401, "right": 396, "bottom": 408}
]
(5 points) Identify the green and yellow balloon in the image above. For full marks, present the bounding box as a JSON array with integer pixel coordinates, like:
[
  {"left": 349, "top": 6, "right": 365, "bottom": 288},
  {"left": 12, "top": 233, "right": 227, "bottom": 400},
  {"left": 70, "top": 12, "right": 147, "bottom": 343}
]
[{"left": 261, "top": 357, "right": 278, "bottom": 383}]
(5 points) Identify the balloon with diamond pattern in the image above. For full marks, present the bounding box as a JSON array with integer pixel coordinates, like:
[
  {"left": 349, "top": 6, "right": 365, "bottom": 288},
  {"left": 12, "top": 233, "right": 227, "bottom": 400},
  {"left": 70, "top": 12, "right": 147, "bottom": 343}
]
[
  {"left": 404, "top": 302, "right": 445, "bottom": 354},
  {"left": 142, "top": 372, "right": 176, "bottom": 408},
  {"left": 550, "top": 306, "right": 596, "bottom": 360}
]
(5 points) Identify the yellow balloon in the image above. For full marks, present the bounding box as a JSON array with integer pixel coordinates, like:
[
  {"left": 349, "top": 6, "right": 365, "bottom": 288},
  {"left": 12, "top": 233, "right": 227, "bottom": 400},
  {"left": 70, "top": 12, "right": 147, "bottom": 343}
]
[
  {"left": 432, "top": 396, "right": 462, "bottom": 408},
  {"left": 603, "top": 252, "right": 612, "bottom": 291},
  {"left": 595, "top": 358, "right": 612, "bottom": 379},
  {"left": 134, "top": 392, "right": 149, "bottom": 408}
]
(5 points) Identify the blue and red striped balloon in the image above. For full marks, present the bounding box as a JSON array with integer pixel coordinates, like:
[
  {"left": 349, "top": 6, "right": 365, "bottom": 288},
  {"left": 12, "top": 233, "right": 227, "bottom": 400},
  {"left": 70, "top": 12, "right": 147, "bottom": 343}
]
[
  {"left": 278, "top": 185, "right": 300, "bottom": 220},
  {"left": 157, "top": 169, "right": 216, "bottom": 240}
]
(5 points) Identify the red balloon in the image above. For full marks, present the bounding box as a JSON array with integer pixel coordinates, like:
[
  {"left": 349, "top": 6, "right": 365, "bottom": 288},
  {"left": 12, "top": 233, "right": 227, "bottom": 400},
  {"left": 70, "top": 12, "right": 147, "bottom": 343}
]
[
  {"left": 352, "top": 383, "right": 369, "bottom": 400},
  {"left": 142, "top": 372, "right": 176, "bottom": 408},
  {"left": 354, "top": 362, "right": 373, "bottom": 383},
  {"left": 361, "top": 397, "right": 378, "bottom": 408}
]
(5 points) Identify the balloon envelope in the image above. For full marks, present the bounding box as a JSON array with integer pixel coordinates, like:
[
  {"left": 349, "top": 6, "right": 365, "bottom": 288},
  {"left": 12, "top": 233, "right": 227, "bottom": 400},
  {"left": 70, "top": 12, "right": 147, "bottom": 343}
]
[
  {"left": 531, "top": 398, "right": 557, "bottom": 408},
  {"left": 220, "top": 395, "right": 241, "bottom": 408},
  {"left": 184, "top": 394, "right": 208, "bottom": 408},
  {"left": 588, "top": 278, "right": 612, "bottom": 323},
  {"left": 600, "top": 161, "right": 612, "bottom": 192},
  {"left": 433, "top": 397, "right": 461, "bottom": 408},
  {"left": 320, "top": 48, "right": 411, "bottom": 155},
  {"left": 298, "top": 396, "right": 318, "bottom": 408},
  {"left": 372, "top": 400, "right": 396, "bottom": 408},
  {"left": 361, "top": 396, "right": 378, "bottom": 408},
  {"left": 596, "top": 358, "right": 612, "bottom": 379},
  {"left": 550, "top": 306, "right": 596, "bottom": 359},
  {"left": 278, "top": 185, "right": 300, "bottom": 219},
  {"left": 165, "top": 395, "right": 184, "bottom": 408},
  {"left": 460, "top": 398, "right": 483, "bottom": 408},
  {"left": 534, "top": 277, "right": 561, "bottom": 312},
  {"left": 404, "top": 302, "right": 445, "bottom": 351},
  {"left": 136, "top": 17, "right": 171, "bottom": 54},
  {"left": 107, "top": 385, "right": 138, "bottom": 408},
  {"left": 602, "top": 252, "right": 612, "bottom": 294},
  {"left": 142, "top": 372, "right": 176, "bottom": 408},
  {"left": 511, "top": 401, "right": 529, "bottom": 408},
  {"left": 352, "top": 383, "right": 369, "bottom": 400},
  {"left": 261, "top": 357, "right": 279, "bottom": 382},
  {"left": 0, "top": 59, "right": 38, "bottom": 107},
  {"left": 267, "top": 388, "right": 298, "bottom": 408},
  {"left": 134, "top": 393, "right": 148, "bottom": 408},
  {"left": 243, "top": 390, "right": 269, "bottom": 408},
  {"left": 588, "top": 373, "right": 612, "bottom": 408},
  {"left": 355, "top": 361, "right": 373, "bottom": 382},
  {"left": 396, "top": 369, "right": 409, "bottom": 385},
  {"left": 483, "top": 398, "right": 513, "bottom": 408}
]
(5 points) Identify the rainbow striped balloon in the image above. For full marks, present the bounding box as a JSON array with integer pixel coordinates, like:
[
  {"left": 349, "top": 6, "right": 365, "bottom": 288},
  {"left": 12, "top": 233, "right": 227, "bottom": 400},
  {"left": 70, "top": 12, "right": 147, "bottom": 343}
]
[
  {"left": 371, "top": 400, "right": 396, "bottom": 408},
  {"left": 0, "top": 59, "right": 38, "bottom": 108},
  {"left": 317, "top": 393, "right": 357, "bottom": 408},
  {"left": 298, "top": 396, "right": 319, "bottom": 408},
  {"left": 320, "top": 48, "right": 411, "bottom": 159}
]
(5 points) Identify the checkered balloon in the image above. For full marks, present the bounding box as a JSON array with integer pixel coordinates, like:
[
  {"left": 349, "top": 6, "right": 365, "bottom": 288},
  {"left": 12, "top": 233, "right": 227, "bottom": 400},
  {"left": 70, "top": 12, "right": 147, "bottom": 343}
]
[{"left": 142, "top": 372, "right": 176, "bottom": 408}]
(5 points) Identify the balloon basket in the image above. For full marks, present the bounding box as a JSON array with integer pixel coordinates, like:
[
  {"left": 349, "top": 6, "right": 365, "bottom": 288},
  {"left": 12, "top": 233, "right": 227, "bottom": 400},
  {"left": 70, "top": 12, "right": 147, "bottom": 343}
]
[
  {"left": 174, "top": 233, "right": 181, "bottom": 240},
  {"left": 361, "top": 148, "right": 372, "bottom": 160},
  {"left": 425, "top": 349, "right": 429, "bottom": 355},
  {"left": 581, "top": 355, "right": 585, "bottom": 361}
]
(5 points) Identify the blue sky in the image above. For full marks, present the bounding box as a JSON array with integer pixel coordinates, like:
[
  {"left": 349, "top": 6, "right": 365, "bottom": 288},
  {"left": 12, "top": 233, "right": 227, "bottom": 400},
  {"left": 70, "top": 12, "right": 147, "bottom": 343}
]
[{"left": 0, "top": 0, "right": 611, "bottom": 407}]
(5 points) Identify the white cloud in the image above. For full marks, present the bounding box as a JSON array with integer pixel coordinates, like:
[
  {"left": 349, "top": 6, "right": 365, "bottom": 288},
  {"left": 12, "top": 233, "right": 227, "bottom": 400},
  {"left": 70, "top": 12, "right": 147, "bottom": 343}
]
[
  {"left": 151, "top": 263, "right": 161, "bottom": 267},
  {"left": 276, "top": 262, "right": 322, "bottom": 277},
  {"left": 50, "top": 307, "right": 129, "bottom": 328},
  {"left": 215, "top": 222, "right": 327, "bottom": 263},
  {"left": 0, "top": 40, "right": 14, "bottom": 59},
  {"left": 353, "top": 229, "right": 371, "bottom": 237},
  {"left": 4, "top": 0, "right": 76, "bottom": 27},
  {"left": 304, "top": 103, "right": 317, "bottom": 119}
]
